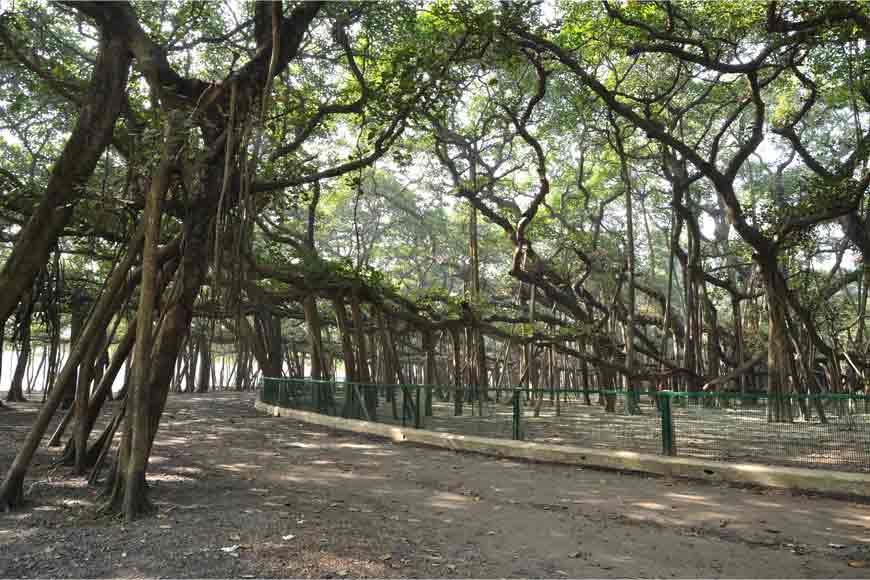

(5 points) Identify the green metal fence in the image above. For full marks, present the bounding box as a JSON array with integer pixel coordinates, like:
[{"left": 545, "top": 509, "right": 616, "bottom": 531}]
[
  {"left": 260, "top": 377, "right": 870, "bottom": 472},
  {"left": 659, "top": 390, "right": 870, "bottom": 470}
]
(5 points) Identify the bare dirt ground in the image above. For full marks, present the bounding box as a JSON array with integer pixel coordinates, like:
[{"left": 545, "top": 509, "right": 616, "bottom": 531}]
[{"left": 1, "top": 391, "right": 870, "bottom": 578}]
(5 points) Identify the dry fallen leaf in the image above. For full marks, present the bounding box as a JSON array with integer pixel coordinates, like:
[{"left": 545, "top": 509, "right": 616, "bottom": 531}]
[{"left": 848, "top": 561, "right": 866, "bottom": 568}]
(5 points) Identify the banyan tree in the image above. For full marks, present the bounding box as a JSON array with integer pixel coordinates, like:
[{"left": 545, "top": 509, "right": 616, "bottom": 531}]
[{"left": 1, "top": 0, "right": 868, "bottom": 519}]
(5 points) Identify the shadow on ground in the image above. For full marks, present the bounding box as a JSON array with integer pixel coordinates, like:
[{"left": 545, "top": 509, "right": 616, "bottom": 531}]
[{"left": 1, "top": 392, "right": 868, "bottom": 578}]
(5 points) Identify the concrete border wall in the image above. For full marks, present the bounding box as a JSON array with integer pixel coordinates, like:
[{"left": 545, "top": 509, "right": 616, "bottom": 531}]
[{"left": 255, "top": 400, "right": 870, "bottom": 497}]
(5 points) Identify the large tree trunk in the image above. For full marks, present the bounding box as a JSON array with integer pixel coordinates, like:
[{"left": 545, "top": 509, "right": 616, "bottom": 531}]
[
  {"left": 0, "top": 25, "right": 131, "bottom": 325},
  {"left": 762, "top": 261, "right": 794, "bottom": 422},
  {"left": 303, "top": 296, "right": 324, "bottom": 381},
  {"left": 333, "top": 297, "right": 360, "bottom": 417},
  {"left": 108, "top": 118, "right": 180, "bottom": 520},
  {"left": 239, "top": 309, "right": 283, "bottom": 379},
  {"left": 104, "top": 189, "right": 212, "bottom": 519}
]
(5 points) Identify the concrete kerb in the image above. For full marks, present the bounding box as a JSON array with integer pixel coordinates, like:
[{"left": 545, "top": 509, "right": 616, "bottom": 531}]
[{"left": 255, "top": 399, "right": 870, "bottom": 498}]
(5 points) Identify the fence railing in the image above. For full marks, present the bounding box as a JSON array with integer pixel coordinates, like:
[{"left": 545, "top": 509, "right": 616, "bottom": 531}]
[{"left": 259, "top": 377, "right": 870, "bottom": 472}]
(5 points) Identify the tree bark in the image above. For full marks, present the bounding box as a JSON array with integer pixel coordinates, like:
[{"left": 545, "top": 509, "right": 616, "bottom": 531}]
[
  {"left": 6, "top": 291, "right": 33, "bottom": 403},
  {"left": 0, "top": 25, "right": 131, "bottom": 325},
  {"left": 195, "top": 333, "right": 211, "bottom": 393},
  {"left": 0, "top": 218, "right": 145, "bottom": 511}
]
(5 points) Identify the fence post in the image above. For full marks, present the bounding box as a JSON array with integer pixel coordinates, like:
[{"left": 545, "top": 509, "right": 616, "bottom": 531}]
[
  {"left": 512, "top": 388, "right": 523, "bottom": 440},
  {"left": 315, "top": 382, "right": 322, "bottom": 413},
  {"left": 415, "top": 386, "right": 422, "bottom": 429},
  {"left": 659, "top": 391, "right": 676, "bottom": 456}
]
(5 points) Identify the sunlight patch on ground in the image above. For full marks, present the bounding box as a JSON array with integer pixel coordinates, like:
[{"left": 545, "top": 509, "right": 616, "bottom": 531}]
[
  {"left": 274, "top": 471, "right": 386, "bottom": 485},
  {"left": 216, "top": 462, "right": 263, "bottom": 473},
  {"left": 744, "top": 499, "right": 784, "bottom": 509},
  {"left": 360, "top": 450, "right": 396, "bottom": 457},
  {"left": 335, "top": 442, "right": 381, "bottom": 450},
  {"left": 152, "top": 436, "right": 190, "bottom": 446},
  {"left": 57, "top": 498, "right": 94, "bottom": 508},
  {"left": 424, "top": 491, "right": 474, "bottom": 510},
  {"left": 39, "top": 478, "right": 88, "bottom": 490},
  {"left": 632, "top": 501, "right": 668, "bottom": 510},
  {"left": 833, "top": 517, "right": 870, "bottom": 529},
  {"left": 665, "top": 492, "right": 711, "bottom": 503},
  {"left": 147, "top": 473, "right": 196, "bottom": 483},
  {"left": 168, "top": 466, "right": 204, "bottom": 475},
  {"left": 283, "top": 442, "right": 321, "bottom": 449},
  {"left": 0, "top": 527, "right": 39, "bottom": 542}
]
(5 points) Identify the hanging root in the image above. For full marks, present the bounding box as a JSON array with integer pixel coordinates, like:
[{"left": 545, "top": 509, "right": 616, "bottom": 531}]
[{"left": 88, "top": 409, "right": 124, "bottom": 485}]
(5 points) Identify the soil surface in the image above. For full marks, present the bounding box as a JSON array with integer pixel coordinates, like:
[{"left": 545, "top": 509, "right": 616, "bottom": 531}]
[{"left": 1, "top": 391, "right": 869, "bottom": 578}]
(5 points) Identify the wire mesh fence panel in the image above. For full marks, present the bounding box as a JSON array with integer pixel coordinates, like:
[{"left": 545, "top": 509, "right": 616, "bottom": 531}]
[
  {"left": 666, "top": 392, "right": 870, "bottom": 471},
  {"left": 418, "top": 389, "right": 515, "bottom": 439},
  {"left": 511, "top": 388, "right": 664, "bottom": 454},
  {"left": 261, "top": 378, "right": 870, "bottom": 472}
]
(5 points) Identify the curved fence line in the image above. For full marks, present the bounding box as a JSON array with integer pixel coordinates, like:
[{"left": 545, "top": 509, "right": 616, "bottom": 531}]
[{"left": 260, "top": 377, "right": 870, "bottom": 472}]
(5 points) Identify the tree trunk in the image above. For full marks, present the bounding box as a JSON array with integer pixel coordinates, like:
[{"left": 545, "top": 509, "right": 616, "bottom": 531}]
[
  {"left": 61, "top": 320, "right": 137, "bottom": 468},
  {"left": 105, "top": 115, "right": 181, "bottom": 519},
  {"left": 196, "top": 333, "right": 211, "bottom": 393},
  {"left": 72, "top": 328, "right": 108, "bottom": 473},
  {"left": 0, "top": 218, "right": 146, "bottom": 511},
  {"left": 62, "top": 292, "right": 88, "bottom": 410},
  {"left": 423, "top": 329, "right": 435, "bottom": 416},
  {"left": 612, "top": 121, "right": 641, "bottom": 414},
  {"left": 450, "top": 328, "right": 463, "bottom": 416},
  {"left": 333, "top": 296, "right": 359, "bottom": 417},
  {"left": 763, "top": 262, "right": 794, "bottom": 422},
  {"left": 0, "top": 27, "right": 131, "bottom": 325},
  {"left": 350, "top": 292, "right": 376, "bottom": 419},
  {"left": 7, "top": 292, "right": 33, "bottom": 403}
]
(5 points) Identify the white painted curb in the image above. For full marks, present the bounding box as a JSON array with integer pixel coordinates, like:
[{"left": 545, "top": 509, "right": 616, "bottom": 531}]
[{"left": 255, "top": 400, "right": 870, "bottom": 497}]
